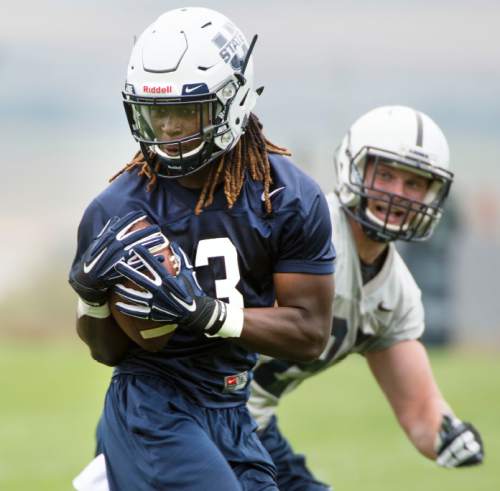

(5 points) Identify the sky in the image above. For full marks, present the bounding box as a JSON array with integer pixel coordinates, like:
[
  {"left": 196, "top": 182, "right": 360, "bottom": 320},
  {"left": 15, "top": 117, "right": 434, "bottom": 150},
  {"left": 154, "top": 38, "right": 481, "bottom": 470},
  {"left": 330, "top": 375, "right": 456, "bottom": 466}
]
[{"left": 0, "top": 0, "right": 499, "bottom": 337}]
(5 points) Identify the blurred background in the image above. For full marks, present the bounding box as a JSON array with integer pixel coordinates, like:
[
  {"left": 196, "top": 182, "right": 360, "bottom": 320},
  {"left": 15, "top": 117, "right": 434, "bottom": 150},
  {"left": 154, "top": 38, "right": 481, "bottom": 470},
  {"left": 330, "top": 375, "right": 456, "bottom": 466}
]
[{"left": 0, "top": 0, "right": 498, "bottom": 489}]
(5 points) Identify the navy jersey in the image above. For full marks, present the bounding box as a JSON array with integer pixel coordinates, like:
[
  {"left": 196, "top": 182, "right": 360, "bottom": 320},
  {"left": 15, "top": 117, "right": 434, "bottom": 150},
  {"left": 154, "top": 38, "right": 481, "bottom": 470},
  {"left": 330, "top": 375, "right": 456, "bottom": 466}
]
[{"left": 71, "top": 154, "right": 335, "bottom": 407}]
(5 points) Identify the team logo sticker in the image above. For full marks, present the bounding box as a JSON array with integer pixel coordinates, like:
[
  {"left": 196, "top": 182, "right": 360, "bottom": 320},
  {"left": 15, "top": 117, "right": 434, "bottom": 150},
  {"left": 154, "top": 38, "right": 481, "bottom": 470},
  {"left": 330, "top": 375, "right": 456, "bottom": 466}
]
[{"left": 212, "top": 22, "right": 248, "bottom": 71}]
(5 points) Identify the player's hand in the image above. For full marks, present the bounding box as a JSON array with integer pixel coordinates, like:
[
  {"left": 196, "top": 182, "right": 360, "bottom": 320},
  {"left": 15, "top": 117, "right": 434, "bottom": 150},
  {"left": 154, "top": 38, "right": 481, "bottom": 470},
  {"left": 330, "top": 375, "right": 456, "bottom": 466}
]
[
  {"left": 69, "top": 211, "right": 165, "bottom": 306},
  {"left": 113, "top": 243, "right": 229, "bottom": 336},
  {"left": 435, "top": 414, "right": 484, "bottom": 468}
]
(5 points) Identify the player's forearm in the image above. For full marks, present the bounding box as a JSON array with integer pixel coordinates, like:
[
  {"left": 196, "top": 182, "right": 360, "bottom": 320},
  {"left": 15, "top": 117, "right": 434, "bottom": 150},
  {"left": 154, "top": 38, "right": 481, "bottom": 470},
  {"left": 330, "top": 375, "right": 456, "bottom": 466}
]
[
  {"left": 76, "top": 316, "right": 132, "bottom": 366},
  {"left": 234, "top": 305, "right": 332, "bottom": 362},
  {"left": 233, "top": 272, "right": 335, "bottom": 361},
  {"left": 402, "top": 399, "right": 485, "bottom": 468},
  {"left": 367, "top": 341, "right": 452, "bottom": 460},
  {"left": 397, "top": 396, "right": 451, "bottom": 459}
]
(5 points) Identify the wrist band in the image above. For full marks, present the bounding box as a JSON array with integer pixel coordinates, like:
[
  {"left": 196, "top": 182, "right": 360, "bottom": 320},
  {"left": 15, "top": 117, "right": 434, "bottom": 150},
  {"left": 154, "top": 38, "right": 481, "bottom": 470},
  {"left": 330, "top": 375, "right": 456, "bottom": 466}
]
[
  {"left": 77, "top": 298, "right": 111, "bottom": 319},
  {"left": 214, "top": 304, "right": 244, "bottom": 338}
]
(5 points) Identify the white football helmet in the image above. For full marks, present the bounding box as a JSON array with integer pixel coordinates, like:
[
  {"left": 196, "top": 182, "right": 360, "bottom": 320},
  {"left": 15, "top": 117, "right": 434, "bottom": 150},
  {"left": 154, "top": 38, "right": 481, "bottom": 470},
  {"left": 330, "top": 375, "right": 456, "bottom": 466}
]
[
  {"left": 334, "top": 105, "right": 454, "bottom": 242},
  {"left": 123, "top": 7, "right": 259, "bottom": 178}
]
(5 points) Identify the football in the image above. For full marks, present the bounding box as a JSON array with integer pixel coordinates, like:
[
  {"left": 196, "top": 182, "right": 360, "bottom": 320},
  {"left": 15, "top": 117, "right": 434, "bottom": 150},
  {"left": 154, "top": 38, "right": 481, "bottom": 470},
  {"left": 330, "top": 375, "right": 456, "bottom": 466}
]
[{"left": 109, "top": 218, "right": 180, "bottom": 351}]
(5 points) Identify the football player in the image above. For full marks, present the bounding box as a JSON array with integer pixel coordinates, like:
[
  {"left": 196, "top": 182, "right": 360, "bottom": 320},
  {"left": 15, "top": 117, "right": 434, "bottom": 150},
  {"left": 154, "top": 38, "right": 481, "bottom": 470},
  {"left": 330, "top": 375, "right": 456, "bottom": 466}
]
[
  {"left": 69, "top": 7, "right": 335, "bottom": 491},
  {"left": 249, "top": 106, "right": 484, "bottom": 490}
]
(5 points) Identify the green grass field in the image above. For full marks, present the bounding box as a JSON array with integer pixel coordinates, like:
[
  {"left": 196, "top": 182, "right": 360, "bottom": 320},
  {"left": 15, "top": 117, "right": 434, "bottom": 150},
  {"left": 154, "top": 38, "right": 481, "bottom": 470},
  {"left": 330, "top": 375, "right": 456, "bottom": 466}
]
[{"left": 0, "top": 341, "right": 498, "bottom": 490}]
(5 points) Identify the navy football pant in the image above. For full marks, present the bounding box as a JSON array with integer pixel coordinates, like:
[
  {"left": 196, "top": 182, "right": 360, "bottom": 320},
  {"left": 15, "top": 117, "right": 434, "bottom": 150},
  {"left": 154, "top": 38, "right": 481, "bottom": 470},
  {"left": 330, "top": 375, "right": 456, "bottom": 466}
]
[
  {"left": 259, "top": 416, "right": 332, "bottom": 491},
  {"left": 96, "top": 374, "right": 277, "bottom": 491}
]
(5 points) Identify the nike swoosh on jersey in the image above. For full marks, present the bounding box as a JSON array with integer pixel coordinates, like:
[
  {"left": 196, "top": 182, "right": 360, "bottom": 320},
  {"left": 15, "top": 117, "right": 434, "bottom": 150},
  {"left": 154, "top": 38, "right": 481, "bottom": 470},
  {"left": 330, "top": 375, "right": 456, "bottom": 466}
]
[
  {"left": 83, "top": 248, "right": 108, "bottom": 274},
  {"left": 377, "top": 301, "right": 393, "bottom": 312},
  {"left": 171, "top": 293, "right": 197, "bottom": 312},
  {"left": 261, "top": 186, "right": 285, "bottom": 202},
  {"left": 185, "top": 84, "right": 205, "bottom": 94}
]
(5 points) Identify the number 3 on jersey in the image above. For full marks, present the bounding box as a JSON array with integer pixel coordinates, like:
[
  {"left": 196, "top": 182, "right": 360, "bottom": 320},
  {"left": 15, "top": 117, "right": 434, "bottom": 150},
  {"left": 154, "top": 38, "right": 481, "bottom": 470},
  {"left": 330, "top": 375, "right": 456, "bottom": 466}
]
[{"left": 195, "top": 238, "right": 244, "bottom": 308}]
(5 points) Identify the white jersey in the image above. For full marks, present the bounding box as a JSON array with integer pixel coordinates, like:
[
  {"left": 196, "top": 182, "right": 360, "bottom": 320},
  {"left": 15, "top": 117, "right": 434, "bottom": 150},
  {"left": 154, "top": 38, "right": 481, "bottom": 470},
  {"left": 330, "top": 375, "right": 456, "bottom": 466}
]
[{"left": 249, "top": 192, "right": 425, "bottom": 429}]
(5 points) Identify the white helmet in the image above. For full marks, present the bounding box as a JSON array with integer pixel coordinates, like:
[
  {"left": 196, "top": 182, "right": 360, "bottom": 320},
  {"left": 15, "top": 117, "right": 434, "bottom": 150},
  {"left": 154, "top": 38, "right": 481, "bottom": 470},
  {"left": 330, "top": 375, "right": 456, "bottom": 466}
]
[
  {"left": 334, "top": 105, "right": 454, "bottom": 242},
  {"left": 123, "top": 7, "right": 259, "bottom": 178}
]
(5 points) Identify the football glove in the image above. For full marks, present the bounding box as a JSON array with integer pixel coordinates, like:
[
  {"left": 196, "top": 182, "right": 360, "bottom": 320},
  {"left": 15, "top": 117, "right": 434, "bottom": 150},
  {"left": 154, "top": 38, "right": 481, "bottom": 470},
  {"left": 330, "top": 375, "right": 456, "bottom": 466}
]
[
  {"left": 113, "top": 243, "right": 242, "bottom": 337},
  {"left": 435, "top": 414, "right": 484, "bottom": 468},
  {"left": 69, "top": 211, "right": 165, "bottom": 306}
]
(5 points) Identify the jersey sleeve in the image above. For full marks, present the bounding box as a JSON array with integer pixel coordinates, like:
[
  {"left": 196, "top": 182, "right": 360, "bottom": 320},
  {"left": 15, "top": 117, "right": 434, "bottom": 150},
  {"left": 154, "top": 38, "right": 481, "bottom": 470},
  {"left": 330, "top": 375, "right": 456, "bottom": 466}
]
[
  {"left": 69, "top": 198, "right": 110, "bottom": 274},
  {"left": 363, "top": 292, "right": 425, "bottom": 352},
  {"left": 273, "top": 190, "right": 336, "bottom": 275}
]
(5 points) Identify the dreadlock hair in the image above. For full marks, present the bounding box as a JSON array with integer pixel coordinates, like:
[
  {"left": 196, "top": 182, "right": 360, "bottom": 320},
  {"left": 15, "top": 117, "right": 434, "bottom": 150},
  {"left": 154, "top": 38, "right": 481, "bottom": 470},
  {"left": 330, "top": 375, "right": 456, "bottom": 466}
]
[{"left": 110, "top": 113, "right": 291, "bottom": 215}]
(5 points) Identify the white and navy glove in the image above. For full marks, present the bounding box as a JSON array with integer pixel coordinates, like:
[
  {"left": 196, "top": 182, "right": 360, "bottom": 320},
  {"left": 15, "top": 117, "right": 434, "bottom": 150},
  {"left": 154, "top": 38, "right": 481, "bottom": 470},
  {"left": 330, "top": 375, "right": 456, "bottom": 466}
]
[
  {"left": 113, "top": 243, "right": 244, "bottom": 338},
  {"left": 435, "top": 414, "right": 484, "bottom": 468},
  {"left": 69, "top": 211, "right": 164, "bottom": 306}
]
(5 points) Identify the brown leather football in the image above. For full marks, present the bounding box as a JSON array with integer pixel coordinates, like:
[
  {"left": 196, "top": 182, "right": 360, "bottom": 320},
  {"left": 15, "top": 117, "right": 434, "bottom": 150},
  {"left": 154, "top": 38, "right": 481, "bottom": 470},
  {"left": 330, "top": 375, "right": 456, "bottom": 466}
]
[{"left": 109, "top": 218, "right": 179, "bottom": 351}]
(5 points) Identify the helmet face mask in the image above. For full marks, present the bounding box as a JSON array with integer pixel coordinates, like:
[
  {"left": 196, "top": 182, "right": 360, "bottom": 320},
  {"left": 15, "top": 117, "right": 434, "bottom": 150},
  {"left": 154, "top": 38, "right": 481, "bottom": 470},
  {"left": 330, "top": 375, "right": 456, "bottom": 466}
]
[
  {"left": 122, "top": 7, "right": 258, "bottom": 178},
  {"left": 335, "top": 106, "right": 454, "bottom": 242},
  {"left": 123, "top": 92, "right": 221, "bottom": 176},
  {"left": 347, "top": 151, "right": 452, "bottom": 242}
]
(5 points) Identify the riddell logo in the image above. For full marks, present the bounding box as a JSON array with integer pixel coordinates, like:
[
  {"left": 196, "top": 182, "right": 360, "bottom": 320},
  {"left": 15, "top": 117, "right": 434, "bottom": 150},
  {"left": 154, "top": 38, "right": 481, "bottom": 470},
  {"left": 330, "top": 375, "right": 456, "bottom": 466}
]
[{"left": 143, "top": 85, "right": 173, "bottom": 94}]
